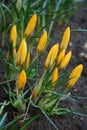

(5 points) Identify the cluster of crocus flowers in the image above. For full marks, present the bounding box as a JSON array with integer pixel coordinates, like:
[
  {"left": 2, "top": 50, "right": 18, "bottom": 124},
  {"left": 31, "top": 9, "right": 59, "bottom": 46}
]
[
  {"left": 56, "top": 27, "right": 72, "bottom": 70},
  {"left": 7, "top": 13, "right": 84, "bottom": 114},
  {"left": 50, "top": 27, "right": 83, "bottom": 90}
]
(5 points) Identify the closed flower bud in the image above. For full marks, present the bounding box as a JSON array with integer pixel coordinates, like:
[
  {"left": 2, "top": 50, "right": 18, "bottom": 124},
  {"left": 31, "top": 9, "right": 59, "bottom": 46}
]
[
  {"left": 17, "top": 38, "right": 27, "bottom": 66},
  {"left": 13, "top": 48, "right": 17, "bottom": 59},
  {"left": 24, "top": 14, "right": 37, "bottom": 38},
  {"left": 57, "top": 48, "right": 65, "bottom": 66},
  {"left": 16, "top": 0, "right": 22, "bottom": 12},
  {"left": 66, "top": 64, "right": 83, "bottom": 89},
  {"left": 26, "top": 52, "right": 30, "bottom": 69},
  {"left": 32, "top": 87, "right": 37, "bottom": 98},
  {"left": 6, "top": 51, "right": 10, "bottom": 61},
  {"left": 52, "top": 67, "right": 58, "bottom": 87},
  {"left": 44, "top": 43, "right": 59, "bottom": 69},
  {"left": 59, "top": 50, "right": 72, "bottom": 70},
  {"left": 17, "top": 70, "right": 26, "bottom": 90},
  {"left": 10, "top": 25, "right": 17, "bottom": 48},
  {"left": 37, "top": 31, "right": 47, "bottom": 54},
  {"left": 60, "top": 27, "right": 70, "bottom": 51}
]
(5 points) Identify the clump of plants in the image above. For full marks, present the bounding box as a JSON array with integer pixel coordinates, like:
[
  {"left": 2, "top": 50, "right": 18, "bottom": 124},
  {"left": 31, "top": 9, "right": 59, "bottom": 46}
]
[{"left": 0, "top": 13, "right": 84, "bottom": 129}]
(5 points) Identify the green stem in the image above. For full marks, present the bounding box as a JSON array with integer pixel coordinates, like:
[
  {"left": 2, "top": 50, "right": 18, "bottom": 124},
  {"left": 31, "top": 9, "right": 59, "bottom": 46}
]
[
  {"left": 33, "top": 69, "right": 47, "bottom": 103},
  {"left": 48, "top": 0, "right": 62, "bottom": 38},
  {"left": 42, "top": 0, "right": 48, "bottom": 32}
]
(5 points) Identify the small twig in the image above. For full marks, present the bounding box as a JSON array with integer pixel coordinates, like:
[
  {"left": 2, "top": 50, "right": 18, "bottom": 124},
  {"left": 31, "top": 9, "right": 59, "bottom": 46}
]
[
  {"left": 0, "top": 78, "right": 16, "bottom": 85},
  {"left": 23, "top": 95, "right": 32, "bottom": 121}
]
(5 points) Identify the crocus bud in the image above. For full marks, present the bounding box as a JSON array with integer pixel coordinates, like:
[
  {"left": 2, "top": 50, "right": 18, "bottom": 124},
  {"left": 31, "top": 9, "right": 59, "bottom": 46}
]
[
  {"left": 24, "top": 14, "right": 37, "bottom": 38},
  {"left": 16, "top": 0, "right": 22, "bottom": 12},
  {"left": 17, "top": 70, "right": 26, "bottom": 90},
  {"left": 10, "top": 25, "right": 17, "bottom": 48},
  {"left": 66, "top": 64, "right": 83, "bottom": 89},
  {"left": 17, "top": 38, "right": 27, "bottom": 66},
  {"left": 57, "top": 48, "right": 65, "bottom": 66},
  {"left": 44, "top": 43, "right": 59, "bottom": 69},
  {"left": 52, "top": 67, "right": 58, "bottom": 87},
  {"left": 60, "top": 27, "right": 70, "bottom": 51},
  {"left": 6, "top": 51, "right": 10, "bottom": 61},
  {"left": 26, "top": 52, "right": 30, "bottom": 69},
  {"left": 32, "top": 87, "right": 37, "bottom": 98},
  {"left": 37, "top": 31, "right": 47, "bottom": 54},
  {"left": 59, "top": 50, "right": 72, "bottom": 70},
  {"left": 13, "top": 48, "right": 17, "bottom": 59}
]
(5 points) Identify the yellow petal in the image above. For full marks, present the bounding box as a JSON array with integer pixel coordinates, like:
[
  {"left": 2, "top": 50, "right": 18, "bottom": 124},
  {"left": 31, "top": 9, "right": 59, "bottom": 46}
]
[
  {"left": 52, "top": 67, "right": 58, "bottom": 87},
  {"left": 66, "top": 64, "right": 83, "bottom": 89},
  {"left": 26, "top": 52, "right": 30, "bottom": 69},
  {"left": 10, "top": 25, "right": 17, "bottom": 48},
  {"left": 17, "top": 38, "right": 27, "bottom": 66},
  {"left": 17, "top": 70, "right": 26, "bottom": 90},
  {"left": 59, "top": 50, "right": 72, "bottom": 70},
  {"left": 57, "top": 48, "right": 65, "bottom": 66},
  {"left": 60, "top": 27, "right": 70, "bottom": 51},
  {"left": 37, "top": 31, "right": 47, "bottom": 54},
  {"left": 24, "top": 14, "right": 37, "bottom": 38},
  {"left": 44, "top": 43, "right": 59, "bottom": 69}
]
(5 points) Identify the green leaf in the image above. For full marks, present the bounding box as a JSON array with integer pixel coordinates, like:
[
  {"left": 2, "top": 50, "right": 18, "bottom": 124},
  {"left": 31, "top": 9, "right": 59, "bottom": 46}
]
[
  {"left": 0, "top": 112, "right": 7, "bottom": 128},
  {"left": 20, "top": 115, "right": 39, "bottom": 130},
  {"left": 1, "top": 114, "right": 25, "bottom": 130}
]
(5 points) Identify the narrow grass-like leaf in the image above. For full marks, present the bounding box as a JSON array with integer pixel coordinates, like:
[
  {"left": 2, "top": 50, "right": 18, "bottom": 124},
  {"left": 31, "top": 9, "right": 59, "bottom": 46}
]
[
  {"left": 20, "top": 115, "right": 39, "bottom": 130},
  {"left": 0, "top": 112, "right": 7, "bottom": 128},
  {"left": 2, "top": 4, "right": 12, "bottom": 14},
  {"left": 40, "top": 108, "right": 58, "bottom": 130},
  {"left": 30, "top": 99, "right": 58, "bottom": 130},
  {"left": 1, "top": 114, "right": 25, "bottom": 130}
]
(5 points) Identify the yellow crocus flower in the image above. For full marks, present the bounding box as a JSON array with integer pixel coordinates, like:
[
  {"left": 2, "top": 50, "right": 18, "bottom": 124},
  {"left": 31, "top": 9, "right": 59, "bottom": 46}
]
[
  {"left": 59, "top": 50, "right": 72, "bottom": 70},
  {"left": 17, "top": 38, "right": 27, "bottom": 66},
  {"left": 60, "top": 27, "right": 70, "bottom": 51},
  {"left": 17, "top": 70, "right": 26, "bottom": 90},
  {"left": 37, "top": 31, "right": 47, "bottom": 54},
  {"left": 52, "top": 67, "right": 58, "bottom": 87},
  {"left": 24, "top": 14, "right": 37, "bottom": 38},
  {"left": 10, "top": 25, "right": 17, "bottom": 48},
  {"left": 57, "top": 48, "right": 65, "bottom": 66},
  {"left": 44, "top": 43, "right": 59, "bottom": 69},
  {"left": 26, "top": 52, "right": 30, "bottom": 69},
  {"left": 66, "top": 64, "right": 83, "bottom": 89}
]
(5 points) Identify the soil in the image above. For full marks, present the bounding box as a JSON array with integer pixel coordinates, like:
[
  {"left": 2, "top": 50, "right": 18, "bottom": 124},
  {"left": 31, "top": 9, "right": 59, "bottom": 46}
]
[{"left": 0, "top": 4, "right": 87, "bottom": 130}]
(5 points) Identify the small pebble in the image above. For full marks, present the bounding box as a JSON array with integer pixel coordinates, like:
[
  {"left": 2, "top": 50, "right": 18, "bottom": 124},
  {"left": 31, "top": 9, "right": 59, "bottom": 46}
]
[
  {"left": 79, "top": 117, "right": 83, "bottom": 121},
  {"left": 73, "top": 88, "right": 78, "bottom": 92},
  {"left": 80, "top": 52, "right": 87, "bottom": 60},
  {"left": 69, "top": 42, "right": 73, "bottom": 46},
  {"left": 80, "top": 52, "right": 85, "bottom": 57},
  {"left": 83, "top": 41, "right": 87, "bottom": 50}
]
